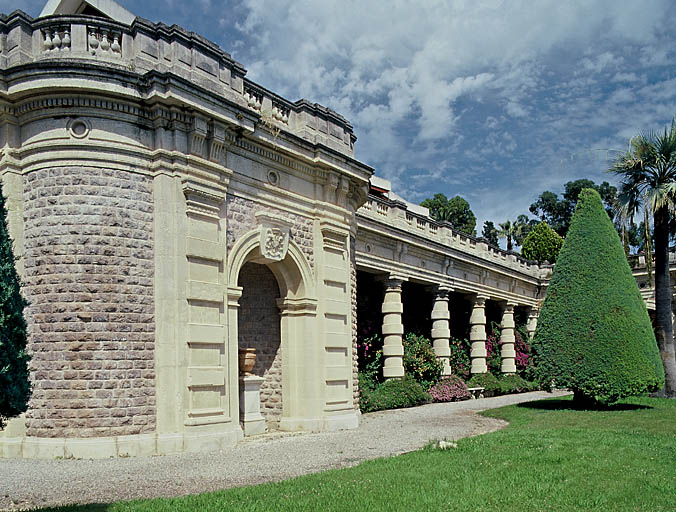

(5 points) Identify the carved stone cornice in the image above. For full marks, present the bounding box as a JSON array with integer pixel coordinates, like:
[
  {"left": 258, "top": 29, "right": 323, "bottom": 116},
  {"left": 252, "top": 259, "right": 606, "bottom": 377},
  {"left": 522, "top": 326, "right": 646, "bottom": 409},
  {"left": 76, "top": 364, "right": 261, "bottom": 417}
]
[{"left": 182, "top": 178, "right": 226, "bottom": 220}]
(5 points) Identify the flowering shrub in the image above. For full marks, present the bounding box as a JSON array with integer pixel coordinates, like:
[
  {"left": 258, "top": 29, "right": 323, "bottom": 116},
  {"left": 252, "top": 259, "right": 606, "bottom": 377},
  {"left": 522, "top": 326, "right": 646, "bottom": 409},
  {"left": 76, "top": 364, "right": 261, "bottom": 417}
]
[
  {"left": 449, "top": 337, "right": 471, "bottom": 379},
  {"left": 429, "top": 375, "right": 471, "bottom": 402},
  {"left": 403, "top": 333, "right": 442, "bottom": 391},
  {"left": 358, "top": 334, "right": 383, "bottom": 385},
  {"left": 515, "top": 328, "right": 532, "bottom": 376},
  {"left": 486, "top": 329, "right": 502, "bottom": 376}
]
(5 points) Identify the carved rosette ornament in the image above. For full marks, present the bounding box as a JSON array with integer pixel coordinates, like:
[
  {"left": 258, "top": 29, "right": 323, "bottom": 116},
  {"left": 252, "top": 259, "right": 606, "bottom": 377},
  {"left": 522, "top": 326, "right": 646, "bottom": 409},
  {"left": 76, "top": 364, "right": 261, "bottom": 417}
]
[{"left": 255, "top": 212, "right": 293, "bottom": 262}]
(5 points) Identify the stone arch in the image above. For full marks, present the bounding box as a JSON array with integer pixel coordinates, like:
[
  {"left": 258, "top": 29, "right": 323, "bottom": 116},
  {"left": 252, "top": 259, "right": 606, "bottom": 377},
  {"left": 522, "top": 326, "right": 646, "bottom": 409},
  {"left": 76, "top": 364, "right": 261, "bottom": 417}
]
[
  {"left": 227, "top": 226, "right": 319, "bottom": 433},
  {"left": 227, "top": 227, "right": 315, "bottom": 299}
]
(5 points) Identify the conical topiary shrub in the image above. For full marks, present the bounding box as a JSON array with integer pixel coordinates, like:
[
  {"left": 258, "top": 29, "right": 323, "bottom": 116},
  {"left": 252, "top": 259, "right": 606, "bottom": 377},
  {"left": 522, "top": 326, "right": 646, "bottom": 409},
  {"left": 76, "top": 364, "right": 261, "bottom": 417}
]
[
  {"left": 0, "top": 182, "right": 29, "bottom": 429},
  {"left": 532, "top": 188, "right": 664, "bottom": 404}
]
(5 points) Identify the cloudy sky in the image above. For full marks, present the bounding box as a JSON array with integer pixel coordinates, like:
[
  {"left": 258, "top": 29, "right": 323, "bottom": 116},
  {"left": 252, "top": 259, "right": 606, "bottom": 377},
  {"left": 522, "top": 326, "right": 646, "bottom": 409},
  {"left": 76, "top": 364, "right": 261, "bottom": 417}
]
[{"left": 8, "top": 0, "right": 676, "bottom": 237}]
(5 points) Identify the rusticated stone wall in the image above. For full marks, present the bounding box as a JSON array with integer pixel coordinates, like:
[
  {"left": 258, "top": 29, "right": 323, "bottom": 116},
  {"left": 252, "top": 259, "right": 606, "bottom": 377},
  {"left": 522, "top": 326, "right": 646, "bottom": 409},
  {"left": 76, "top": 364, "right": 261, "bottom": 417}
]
[
  {"left": 226, "top": 194, "right": 314, "bottom": 270},
  {"left": 237, "top": 262, "right": 282, "bottom": 429},
  {"left": 22, "top": 167, "right": 155, "bottom": 438},
  {"left": 350, "top": 235, "right": 359, "bottom": 409}
]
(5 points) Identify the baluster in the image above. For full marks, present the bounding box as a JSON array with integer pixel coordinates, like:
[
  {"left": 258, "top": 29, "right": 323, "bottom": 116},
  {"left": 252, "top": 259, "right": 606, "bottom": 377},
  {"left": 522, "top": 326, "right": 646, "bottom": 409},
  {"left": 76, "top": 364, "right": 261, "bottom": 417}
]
[
  {"left": 110, "top": 34, "right": 121, "bottom": 54},
  {"left": 100, "top": 31, "right": 110, "bottom": 52},
  {"left": 89, "top": 31, "right": 99, "bottom": 54},
  {"left": 43, "top": 29, "right": 53, "bottom": 51},
  {"left": 62, "top": 28, "right": 71, "bottom": 50},
  {"left": 52, "top": 30, "right": 62, "bottom": 50}
]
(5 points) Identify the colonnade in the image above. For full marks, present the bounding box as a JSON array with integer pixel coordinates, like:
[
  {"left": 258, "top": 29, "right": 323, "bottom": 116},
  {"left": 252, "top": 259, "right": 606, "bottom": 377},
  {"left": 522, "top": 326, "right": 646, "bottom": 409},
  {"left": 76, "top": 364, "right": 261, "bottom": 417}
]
[{"left": 376, "top": 273, "right": 539, "bottom": 378}]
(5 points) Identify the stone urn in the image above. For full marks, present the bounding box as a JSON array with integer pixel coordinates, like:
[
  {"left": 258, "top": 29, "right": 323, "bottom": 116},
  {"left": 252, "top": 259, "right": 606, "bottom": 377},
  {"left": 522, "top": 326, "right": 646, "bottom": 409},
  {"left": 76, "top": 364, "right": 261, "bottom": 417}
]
[{"left": 238, "top": 348, "right": 256, "bottom": 376}]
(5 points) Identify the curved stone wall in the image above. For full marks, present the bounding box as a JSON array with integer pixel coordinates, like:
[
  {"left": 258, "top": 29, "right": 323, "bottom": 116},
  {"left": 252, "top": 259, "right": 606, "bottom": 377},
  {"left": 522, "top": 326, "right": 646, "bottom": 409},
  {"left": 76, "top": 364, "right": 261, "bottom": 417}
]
[{"left": 22, "top": 167, "right": 155, "bottom": 438}]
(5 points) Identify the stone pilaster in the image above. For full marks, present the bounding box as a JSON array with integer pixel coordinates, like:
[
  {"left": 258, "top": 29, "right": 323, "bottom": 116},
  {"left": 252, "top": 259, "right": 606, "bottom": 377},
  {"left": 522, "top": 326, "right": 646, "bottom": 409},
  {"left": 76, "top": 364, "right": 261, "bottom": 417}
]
[
  {"left": 470, "top": 295, "right": 489, "bottom": 374},
  {"left": 380, "top": 274, "right": 406, "bottom": 379},
  {"left": 526, "top": 306, "right": 540, "bottom": 339},
  {"left": 500, "top": 302, "right": 517, "bottom": 374},
  {"left": 430, "top": 285, "right": 452, "bottom": 376}
]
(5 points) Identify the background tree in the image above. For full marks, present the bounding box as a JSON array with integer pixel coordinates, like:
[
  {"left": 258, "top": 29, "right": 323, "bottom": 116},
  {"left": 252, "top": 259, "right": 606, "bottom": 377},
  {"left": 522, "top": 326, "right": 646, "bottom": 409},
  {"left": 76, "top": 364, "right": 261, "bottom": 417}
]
[
  {"left": 529, "top": 179, "right": 617, "bottom": 236},
  {"left": 421, "top": 193, "right": 477, "bottom": 235},
  {"left": 521, "top": 221, "right": 564, "bottom": 263},
  {"left": 611, "top": 118, "right": 676, "bottom": 396},
  {"left": 497, "top": 215, "right": 532, "bottom": 251},
  {"left": 532, "top": 189, "right": 664, "bottom": 404},
  {"left": 0, "top": 182, "right": 30, "bottom": 429},
  {"left": 481, "top": 221, "right": 499, "bottom": 246}
]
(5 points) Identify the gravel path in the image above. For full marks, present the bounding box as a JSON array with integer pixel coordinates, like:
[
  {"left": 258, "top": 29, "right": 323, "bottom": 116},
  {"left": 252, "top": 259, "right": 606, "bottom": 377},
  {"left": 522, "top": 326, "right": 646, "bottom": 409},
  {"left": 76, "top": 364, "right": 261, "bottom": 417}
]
[{"left": 0, "top": 391, "right": 568, "bottom": 511}]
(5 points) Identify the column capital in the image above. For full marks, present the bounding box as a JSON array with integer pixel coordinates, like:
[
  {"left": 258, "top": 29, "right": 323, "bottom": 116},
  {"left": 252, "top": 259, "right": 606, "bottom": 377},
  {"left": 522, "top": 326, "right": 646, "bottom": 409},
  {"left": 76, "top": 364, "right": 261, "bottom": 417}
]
[
  {"left": 527, "top": 306, "right": 540, "bottom": 317},
  {"left": 376, "top": 273, "right": 408, "bottom": 289},
  {"left": 471, "top": 294, "right": 489, "bottom": 306},
  {"left": 427, "top": 283, "right": 453, "bottom": 297}
]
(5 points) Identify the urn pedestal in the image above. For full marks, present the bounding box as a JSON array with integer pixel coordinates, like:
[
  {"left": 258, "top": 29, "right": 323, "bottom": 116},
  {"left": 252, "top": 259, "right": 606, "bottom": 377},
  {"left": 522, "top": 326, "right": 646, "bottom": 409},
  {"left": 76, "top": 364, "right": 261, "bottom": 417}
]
[{"left": 239, "top": 375, "right": 266, "bottom": 436}]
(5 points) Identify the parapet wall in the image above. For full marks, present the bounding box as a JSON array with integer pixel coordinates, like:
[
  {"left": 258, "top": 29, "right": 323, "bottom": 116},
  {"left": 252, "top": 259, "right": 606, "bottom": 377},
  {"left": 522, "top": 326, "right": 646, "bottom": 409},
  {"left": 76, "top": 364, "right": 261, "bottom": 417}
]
[{"left": 0, "top": 10, "right": 356, "bottom": 157}]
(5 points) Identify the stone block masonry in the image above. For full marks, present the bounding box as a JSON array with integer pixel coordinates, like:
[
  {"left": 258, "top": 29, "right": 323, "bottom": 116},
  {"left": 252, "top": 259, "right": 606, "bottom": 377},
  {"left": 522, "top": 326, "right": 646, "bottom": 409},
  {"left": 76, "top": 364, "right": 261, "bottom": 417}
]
[
  {"left": 226, "top": 195, "right": 314, "bottom": 270},
  {"left": 22, "top": 167, "right": 155, "bottom": 438}
]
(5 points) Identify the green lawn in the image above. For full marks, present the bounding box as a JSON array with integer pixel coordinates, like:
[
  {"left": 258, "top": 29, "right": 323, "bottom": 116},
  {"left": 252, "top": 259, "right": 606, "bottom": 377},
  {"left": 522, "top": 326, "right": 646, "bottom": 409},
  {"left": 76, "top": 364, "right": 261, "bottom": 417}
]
[{"left": 41, "top": 396, "right": 676, "bottom": 512}]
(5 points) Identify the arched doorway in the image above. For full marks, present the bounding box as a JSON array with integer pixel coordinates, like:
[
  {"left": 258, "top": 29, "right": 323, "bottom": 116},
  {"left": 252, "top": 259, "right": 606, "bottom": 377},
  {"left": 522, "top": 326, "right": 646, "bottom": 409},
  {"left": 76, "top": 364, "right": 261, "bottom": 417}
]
[
  {"left": 227, "top": 224, "right": 319, "bottom": 434},
  {"left": 237, "top": 262, "right": 282, "bottom": 430}
]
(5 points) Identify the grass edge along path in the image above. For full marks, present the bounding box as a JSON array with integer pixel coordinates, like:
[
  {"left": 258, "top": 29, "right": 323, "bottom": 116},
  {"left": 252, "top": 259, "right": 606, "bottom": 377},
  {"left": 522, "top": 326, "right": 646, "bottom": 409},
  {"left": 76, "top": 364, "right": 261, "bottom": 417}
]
[{"left": 39, "top": 396, "right": 676, "bottom": 512}]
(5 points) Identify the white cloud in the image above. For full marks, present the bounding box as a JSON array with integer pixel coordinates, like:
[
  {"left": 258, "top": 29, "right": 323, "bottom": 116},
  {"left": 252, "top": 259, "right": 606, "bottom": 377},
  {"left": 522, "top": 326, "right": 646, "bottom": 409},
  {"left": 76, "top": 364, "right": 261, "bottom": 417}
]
[{"left": 7, "top": 0, "right": 676, "bottom": 235}]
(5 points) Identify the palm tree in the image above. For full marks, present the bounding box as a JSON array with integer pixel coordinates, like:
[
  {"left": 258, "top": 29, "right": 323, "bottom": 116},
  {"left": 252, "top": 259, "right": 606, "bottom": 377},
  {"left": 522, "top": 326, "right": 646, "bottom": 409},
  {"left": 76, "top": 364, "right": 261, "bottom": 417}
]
[
  {"left": 498, "top": 216, "right": 530, "bottom": 252},
  {"left": 610, "top": 118, "right": 676, "bottom": 396}
]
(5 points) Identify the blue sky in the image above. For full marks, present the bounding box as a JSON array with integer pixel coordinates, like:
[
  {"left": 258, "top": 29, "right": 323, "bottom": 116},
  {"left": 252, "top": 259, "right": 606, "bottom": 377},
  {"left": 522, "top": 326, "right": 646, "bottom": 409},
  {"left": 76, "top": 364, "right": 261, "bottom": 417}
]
[{"left": 8, "top": 0, "right": 676, "bottom": 238}]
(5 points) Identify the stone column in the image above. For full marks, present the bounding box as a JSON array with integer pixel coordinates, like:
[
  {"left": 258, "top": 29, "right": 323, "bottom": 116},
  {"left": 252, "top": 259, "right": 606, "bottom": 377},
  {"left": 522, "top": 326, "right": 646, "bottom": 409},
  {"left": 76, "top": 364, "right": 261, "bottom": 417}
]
[
  {"left": 526, "top": 306, "right": 540, "bottom": 339},
  {"left": 470, "top": 295, "right": 489, "bottom": 374},
  {"left": 500, "top": 302, "right": 517, "bottom": 374},
  {"left": 430, "top": 285, "right": 452, "bottom": 376},
  {"left": 380, "top": 274, "right": 406, "bottom": 379}
]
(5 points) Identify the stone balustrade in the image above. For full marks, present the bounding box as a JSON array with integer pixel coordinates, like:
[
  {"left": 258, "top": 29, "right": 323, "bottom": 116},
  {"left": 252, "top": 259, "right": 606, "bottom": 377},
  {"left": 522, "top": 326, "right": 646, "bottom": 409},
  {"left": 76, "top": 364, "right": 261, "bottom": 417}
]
[
  {"left": 0, "top": 10, "right": 356, "bottom": 157},
  {"left": 359, "top": 194, "right": 547, "bottom": 277}
]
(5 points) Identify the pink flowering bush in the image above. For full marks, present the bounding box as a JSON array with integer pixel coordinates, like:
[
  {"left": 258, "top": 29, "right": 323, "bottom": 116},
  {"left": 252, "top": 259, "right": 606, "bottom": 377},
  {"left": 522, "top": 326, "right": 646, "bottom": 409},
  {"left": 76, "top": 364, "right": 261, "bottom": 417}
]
[
  {"left": 486, "top": 330, "right": 502, "bottom": 376},
  {"left": 429, "top": 375, "right": 471, "bottom": 402},
  {"left": 515, "top": 329, "right": 532, "bottom": 376}
]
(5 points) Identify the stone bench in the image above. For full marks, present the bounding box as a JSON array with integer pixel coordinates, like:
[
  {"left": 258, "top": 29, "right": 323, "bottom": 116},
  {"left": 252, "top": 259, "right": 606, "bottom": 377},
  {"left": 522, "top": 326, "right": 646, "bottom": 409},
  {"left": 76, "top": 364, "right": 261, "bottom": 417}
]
[{"left": 467, "top": 387, "right": 485, "bottom": 399}]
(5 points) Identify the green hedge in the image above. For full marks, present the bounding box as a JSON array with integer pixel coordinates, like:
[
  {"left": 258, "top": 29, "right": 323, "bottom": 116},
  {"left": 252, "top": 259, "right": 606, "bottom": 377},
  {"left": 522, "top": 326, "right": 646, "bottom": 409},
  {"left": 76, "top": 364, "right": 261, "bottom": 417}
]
[
  {"left": 532, "top": 189, "right": 664, "bottom": 404},
  {"left": 359, "top": 375, "right": 430, "bottom": 413},
  {"left": 467, "top": 373, "right": 501, "bottom": 396}
]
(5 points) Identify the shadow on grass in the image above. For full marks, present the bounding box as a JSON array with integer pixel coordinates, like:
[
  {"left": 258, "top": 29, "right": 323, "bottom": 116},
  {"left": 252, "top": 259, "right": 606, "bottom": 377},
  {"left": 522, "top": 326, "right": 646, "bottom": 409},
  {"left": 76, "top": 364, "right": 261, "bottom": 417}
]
[
  {"left": 37, "top": 504, "right": 111, "bottom": 512},
  {"left": 517, "top": 398, "right": 653, "bottom": 412}
]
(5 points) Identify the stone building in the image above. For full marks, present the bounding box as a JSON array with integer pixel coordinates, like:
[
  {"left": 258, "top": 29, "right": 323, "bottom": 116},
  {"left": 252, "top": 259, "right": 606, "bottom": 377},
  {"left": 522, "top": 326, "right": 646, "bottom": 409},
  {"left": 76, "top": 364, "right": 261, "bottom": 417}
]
[{"left": 0, "top": 0, "right": 555, "bottom": 459}]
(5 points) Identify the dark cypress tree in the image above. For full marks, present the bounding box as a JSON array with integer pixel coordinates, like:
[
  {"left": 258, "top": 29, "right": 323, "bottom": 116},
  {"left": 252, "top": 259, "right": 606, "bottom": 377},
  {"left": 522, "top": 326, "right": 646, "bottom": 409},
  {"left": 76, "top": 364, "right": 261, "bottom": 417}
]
[
  {"left": 532, "top": 189, "right": 664, "bottom": 404},
  {"left": 0, "top": 182, "right": 30, "bottom": 428}
]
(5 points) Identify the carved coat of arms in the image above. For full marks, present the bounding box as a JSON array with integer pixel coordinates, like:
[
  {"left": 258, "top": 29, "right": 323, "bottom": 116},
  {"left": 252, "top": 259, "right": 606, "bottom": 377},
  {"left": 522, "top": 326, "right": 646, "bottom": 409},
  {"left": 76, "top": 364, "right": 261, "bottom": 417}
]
[
  {"left": 255, "top": 211, "right": 292, "bottom": 262},
  {"left": 261, "top": 226, "right": 289, "bottom": 261}
]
